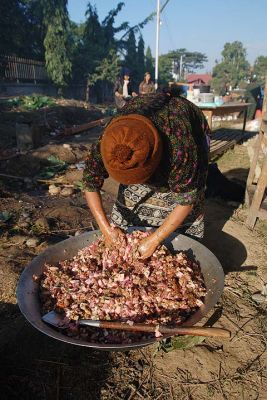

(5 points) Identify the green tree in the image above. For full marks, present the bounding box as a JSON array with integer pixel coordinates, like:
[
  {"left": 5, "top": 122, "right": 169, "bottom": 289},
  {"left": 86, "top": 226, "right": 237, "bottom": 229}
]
[
  {"left": 253, "top": 56, "right": 267, "bottom": 85},
  {"left": 124, "top": 30, "right": 138, "bottom": 82},
  {"left": 42, "top": 0, "right": 72, "bottom": 88},
  {"left": 158, "top": 54, "right": 173, "bottom": 84},
  {"left": 145, "top": 46, "right": 154, "bottom": 77},
  {"left": 0, "top": 0, "right": 44, "bottom": 59},
  {"left": 211, "top": 41, "right": 250, "bottom": 93},
  {"left": 102, "top": 2, "right": 128, "bottom": 52},
  {"left": 137, "top": 35, "right": 145, "bottom": 82},
  {"left": 158, "top": 49, "right": 207, "bottom": 84},
  {"left": 87, "top": 49, "right": 120, "bottom": 102}
]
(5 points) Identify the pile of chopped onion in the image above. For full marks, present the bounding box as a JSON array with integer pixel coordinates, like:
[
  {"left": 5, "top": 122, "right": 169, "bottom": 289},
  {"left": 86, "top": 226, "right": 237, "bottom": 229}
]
[{"left": 39, "top": 231, "right": 206, "bottom": 343}]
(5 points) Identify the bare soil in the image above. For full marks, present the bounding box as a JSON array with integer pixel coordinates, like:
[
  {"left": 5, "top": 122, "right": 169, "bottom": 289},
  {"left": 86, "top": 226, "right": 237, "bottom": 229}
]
[{"left": 0, "top": 102, "right": 266, "bottom": 400}]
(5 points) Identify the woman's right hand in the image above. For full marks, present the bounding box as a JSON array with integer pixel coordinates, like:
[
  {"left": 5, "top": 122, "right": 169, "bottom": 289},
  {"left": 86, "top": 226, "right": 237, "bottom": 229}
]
[{"left": 104, "top": 226, "right": 125, "bottom": 248}]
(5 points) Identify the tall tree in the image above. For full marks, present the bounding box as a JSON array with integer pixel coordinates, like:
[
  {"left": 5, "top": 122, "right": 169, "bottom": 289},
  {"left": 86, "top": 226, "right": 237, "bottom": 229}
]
[
  {"left": 0, "top": 0, "right": 44, "bottom": 58},
  {"left": 145, "top": 46, "right": 154, "bottom": 76},
  {"left": 87, "top": 48, "right": 120, "bottom": 102},
  {"left": 42, "top": 0, "right": 72, "bottom": 88},
  {"left": 124, "top": 30, "right": 137, "bottom": 82},
  {"left": 137, "top": 35, "right": 145, "bottom": 82},
  {"left": 253, "top": 56, "right": 267, "bottom": 85},
  {"left": 211, "top": 41, "right": 250, "bottom": 93},
  {"left": 102, "top": 2, "right": 128, "bottom": 52}
]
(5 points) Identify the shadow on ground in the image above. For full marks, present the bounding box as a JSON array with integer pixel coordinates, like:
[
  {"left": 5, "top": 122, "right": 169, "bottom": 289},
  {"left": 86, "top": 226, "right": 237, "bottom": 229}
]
[
  {"left": 0, "top": 303, "right": 111, "bottom": 400},
  {"left": 203, "top": 198, "right": 248, "bottom": 274}
]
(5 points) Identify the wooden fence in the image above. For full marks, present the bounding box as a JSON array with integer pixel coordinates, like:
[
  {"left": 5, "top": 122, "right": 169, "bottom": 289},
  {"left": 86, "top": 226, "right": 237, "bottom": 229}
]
[{"left": 0, "top": 55, "right": 48, "bottom": 82}]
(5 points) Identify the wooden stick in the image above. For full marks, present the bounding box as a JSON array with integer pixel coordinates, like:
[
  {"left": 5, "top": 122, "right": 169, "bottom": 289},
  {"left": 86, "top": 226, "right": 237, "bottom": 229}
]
[
  {"left": 91, "top": 321, "right": 231, "bottom": 338},
  {"left": 0, "top": 173, "right": 25, "bottom": 181},
  {"left": 63, "top": 116, "right": 111, "bottom": 137}
]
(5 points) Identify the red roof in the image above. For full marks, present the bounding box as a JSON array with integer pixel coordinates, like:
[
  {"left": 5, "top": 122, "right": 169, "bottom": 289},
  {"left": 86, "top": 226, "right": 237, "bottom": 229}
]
[{"left": 186, "top": 74, "right": 212, "bottom": 85}]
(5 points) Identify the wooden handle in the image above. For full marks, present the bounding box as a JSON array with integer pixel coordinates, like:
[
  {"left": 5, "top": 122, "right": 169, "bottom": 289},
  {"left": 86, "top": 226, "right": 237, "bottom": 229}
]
[
  {"left": 160, "top": 326, "right": 231, "bottom": 338},
  {"left": 98, "top": 322, "right": 231, "bottom": 338}
]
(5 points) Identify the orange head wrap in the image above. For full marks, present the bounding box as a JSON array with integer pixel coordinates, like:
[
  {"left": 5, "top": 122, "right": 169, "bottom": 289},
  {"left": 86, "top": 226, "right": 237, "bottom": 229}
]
[{"left": 100, "top": 114, "right": 162, "bottom": 185}]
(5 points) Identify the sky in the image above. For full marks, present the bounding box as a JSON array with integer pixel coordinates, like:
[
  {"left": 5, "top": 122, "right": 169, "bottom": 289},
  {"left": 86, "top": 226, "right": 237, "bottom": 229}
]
[{"left": 68, "top": 0, "right": 267, "bottom": 73}]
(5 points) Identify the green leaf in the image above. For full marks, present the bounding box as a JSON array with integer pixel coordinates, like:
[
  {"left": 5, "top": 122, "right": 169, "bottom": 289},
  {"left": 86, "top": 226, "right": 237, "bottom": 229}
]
[
  {"left": 0, "top": 211, "right": 12, "bottom": 222},
  {"left": 36, "top": 155, "right": 67, "bottom": 179},
  {"left": 74, "top": 181, "right": 84, "bottom": 190},
  {"left": 159, "top": 335, "right": 206, "bottom": 352}
]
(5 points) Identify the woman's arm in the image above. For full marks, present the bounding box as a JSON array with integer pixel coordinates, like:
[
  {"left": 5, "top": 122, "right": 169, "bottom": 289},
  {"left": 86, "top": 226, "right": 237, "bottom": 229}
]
[
  {"left": 85, "top": 191, "right": 111, "bottom": 238},
  {"left": 85, "top": 191, "right": 124, "bottom": 246},
  {"left": 138, "top": 203, "right": 193, "bottom": 258}
]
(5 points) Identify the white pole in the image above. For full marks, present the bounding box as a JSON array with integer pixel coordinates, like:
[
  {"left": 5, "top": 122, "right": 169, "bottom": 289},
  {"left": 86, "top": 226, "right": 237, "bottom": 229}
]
[
  {"left": 155, "top": 0, "right": 160, "bottom": 91},
  {"left": 180, "top": 55, "right": 183, "bottom": 81}
]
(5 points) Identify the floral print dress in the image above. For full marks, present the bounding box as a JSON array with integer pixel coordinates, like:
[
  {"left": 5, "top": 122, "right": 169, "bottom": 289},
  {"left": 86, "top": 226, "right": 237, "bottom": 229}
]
[{"left": 83, "top": 94, "right": 211, "bottom": 239}]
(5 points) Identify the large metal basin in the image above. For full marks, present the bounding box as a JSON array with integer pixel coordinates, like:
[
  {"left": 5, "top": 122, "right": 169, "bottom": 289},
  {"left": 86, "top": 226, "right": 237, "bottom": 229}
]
[{"left": 17, "top": 229, "right": 224, "bottom": 350}]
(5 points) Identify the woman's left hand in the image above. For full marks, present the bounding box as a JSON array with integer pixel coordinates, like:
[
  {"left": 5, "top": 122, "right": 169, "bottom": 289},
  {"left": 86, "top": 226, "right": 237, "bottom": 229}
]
[{"left": 138, "top": 234, "right": 160, "bottom": 259}]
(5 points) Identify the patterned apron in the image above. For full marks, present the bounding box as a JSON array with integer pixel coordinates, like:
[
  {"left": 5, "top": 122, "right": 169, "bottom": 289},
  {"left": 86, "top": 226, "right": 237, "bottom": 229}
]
[{"left": 111, "top": 184, "right": 204, "bottom": 239}]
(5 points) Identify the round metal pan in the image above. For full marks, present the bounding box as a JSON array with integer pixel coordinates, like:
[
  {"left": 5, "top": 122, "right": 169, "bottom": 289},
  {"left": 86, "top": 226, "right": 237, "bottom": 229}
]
[{"left": 16, "top": 229, "right": 224, "bottom": 351}]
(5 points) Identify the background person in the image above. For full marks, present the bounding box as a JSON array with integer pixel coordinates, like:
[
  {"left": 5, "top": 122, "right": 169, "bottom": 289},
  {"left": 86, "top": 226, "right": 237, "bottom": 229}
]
[
  {"left": 139, "top": 72, "right": 155, "bottom": 95},
  {"left": 114, "top": 69, "right": 137, "bottom": 109}
]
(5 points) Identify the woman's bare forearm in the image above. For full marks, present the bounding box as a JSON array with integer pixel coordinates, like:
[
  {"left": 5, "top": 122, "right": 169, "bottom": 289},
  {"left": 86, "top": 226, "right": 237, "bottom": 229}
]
[
  {"left": 151, "top": 204, "right": 193, "bottom": 244},
  {"left": 84, "top": 191, "right": 112, "bottom": 238}
]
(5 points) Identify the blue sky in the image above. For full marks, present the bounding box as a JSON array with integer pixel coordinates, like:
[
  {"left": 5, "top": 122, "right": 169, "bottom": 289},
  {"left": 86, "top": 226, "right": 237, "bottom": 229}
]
[{"left": 68, "top": 0, "right": 267, "bottom": 72}]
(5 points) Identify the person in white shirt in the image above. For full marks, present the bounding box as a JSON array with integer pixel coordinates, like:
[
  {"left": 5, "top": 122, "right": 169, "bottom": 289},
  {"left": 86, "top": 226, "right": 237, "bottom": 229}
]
[{"left": 114, "top": 70, "right": 137, "bottom": 109}]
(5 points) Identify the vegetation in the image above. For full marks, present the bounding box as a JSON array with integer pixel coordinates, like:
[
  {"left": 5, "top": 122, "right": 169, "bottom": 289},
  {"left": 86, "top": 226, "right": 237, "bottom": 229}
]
[
  {"left": 211, "top": 41, "right": 250, "bottom": 93},
  {"left": 253, "top": 56, "right": 267, "bottom": 85},
  {"left": 7, "top": 95, "right": 55, "bottom": 110},
  {"left": 42, "top": 0, "right": 72, "bottom": 88},
  {"left": 158, "top": 49, "right": 208, "bottom": 84},
  {"left": 1, "top": 1, "right": 266, "bottom": 97},
  {"left": 145, "top": 46, "right": 155, "bottom": 77}
]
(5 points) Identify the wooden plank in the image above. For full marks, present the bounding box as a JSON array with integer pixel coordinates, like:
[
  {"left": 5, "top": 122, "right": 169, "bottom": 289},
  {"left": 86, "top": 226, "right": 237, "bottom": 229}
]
[
  {"left": 246, "top": 132, "right": 263, "bottom": 190},
  {"left": 210, "top": 131, "right": 242, "bottom": 148},
  {"left": 246, "top": 184, "right": 267, "bottom": 211},
  {"left": 62, "top": 117, "right": 112, "bottom": 137},
  {"left": 210, "top": 132, "right": 243, "bottom": 151},
  {"left": 246, "top": 155, "right": 267, "bottom": 228},
  {"left": 210, "top": 139, "right": 239, "bottom": 158}
]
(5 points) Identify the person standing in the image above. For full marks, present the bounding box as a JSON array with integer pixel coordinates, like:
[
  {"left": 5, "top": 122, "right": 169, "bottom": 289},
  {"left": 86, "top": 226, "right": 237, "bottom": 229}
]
[{"left": 139, "top": 72, "right": 155, "bottom": 95}]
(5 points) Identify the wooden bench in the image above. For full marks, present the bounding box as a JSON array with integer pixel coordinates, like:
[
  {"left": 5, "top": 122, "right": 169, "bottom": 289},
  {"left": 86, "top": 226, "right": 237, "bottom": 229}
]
[{"left": 209, "top": 128, "right": 244, "bottom": 159}]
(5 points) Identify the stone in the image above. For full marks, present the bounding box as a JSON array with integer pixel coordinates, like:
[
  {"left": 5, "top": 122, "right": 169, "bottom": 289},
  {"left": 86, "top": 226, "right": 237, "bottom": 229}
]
[
  {"left": 49, "top": 184, "right": 61, "bottom": 196},
  {"left": 9, "top": 235, "right": 27, "bottom": 245},
  {"left": 16, "top": 123, "right": 42, "bottom": 150},
  {"left": 18, "top": 221, "right": 30, "bottom": 229},
  {"left": 34, "top": 217, "right": 50, "bottom": 231},
  {"left": 26, "top": 238, "right": 40, "bottom": 248},
  {"left": 61, "top": 187, "right": 74, "bottom": 197}
]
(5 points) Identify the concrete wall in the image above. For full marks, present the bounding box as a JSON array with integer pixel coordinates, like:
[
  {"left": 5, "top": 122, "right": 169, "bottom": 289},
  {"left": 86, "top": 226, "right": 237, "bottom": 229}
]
[
  {"left": 0, "top": 81, "right": 113, "bottom": 103},
  {"left": 0, "top": 82, "right": 58, "bottom": 97}
]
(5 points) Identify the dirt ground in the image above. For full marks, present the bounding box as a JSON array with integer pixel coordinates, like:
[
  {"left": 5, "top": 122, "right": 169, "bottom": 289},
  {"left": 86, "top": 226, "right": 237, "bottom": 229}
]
[{"left": 0, "top": 101, "right": 266, "bottom": 400}]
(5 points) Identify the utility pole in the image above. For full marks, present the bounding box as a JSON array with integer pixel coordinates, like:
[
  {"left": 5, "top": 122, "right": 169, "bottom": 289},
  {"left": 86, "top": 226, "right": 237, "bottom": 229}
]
[
  {"left": 179, "top": 54, "right": 183, "bottom": 81},
  {"left": 155, "top": 0, "right": 160, "bottom": 90}
]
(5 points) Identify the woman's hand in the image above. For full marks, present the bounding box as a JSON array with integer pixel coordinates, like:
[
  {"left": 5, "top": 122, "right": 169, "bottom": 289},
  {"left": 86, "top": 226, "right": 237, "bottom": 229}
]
[
  {"left": 138, "top": 233, "right": 160, "bottom": 259},
  {"left": 104, "top": 226, "right": 125, "bottom": 248}
]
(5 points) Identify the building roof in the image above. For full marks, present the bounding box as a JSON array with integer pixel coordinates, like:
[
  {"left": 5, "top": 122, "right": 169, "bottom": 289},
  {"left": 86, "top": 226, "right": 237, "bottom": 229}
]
[{"left": 186, "top": 74, "right": 212, "bottom": 84}]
